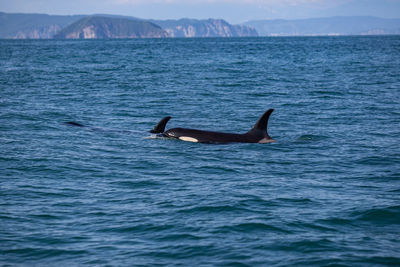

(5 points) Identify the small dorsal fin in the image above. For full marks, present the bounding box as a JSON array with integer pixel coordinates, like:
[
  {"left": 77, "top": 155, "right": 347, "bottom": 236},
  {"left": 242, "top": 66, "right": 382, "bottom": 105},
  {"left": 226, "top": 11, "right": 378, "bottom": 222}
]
[
  {"left": 65, "top": 121, "right": 85, "bottom": 127},
  {"left": 247, "top": 109, "right": 274, "bottom": 137},
  {"left": 150, "top": 116, "right": 171, "bottom": 133}
]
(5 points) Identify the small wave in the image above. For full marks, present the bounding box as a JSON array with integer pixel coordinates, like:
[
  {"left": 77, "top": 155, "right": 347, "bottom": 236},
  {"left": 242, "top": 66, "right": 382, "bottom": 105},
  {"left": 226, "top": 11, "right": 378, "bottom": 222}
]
[
  {"left": 63, "top": 121, "right": 142, "bottom": 135},
  {"left": 316, "top": 217, "right": 353, "bottom": 227},
  {"left": 275, "top": 197, "right": 314, "bottom": 204},
  {"left": 233, "top": 60, "right": 252, "bottom": 65},
  {"left": 218, "top": 222, "right": 291, "bottom": 234},
  {"left": 29, "top": 214, "right": 62, "bottom": 220},
  {"left": 178, "top": 205, "right": 250, "bottom": 214},
  {"left": 320, "top": 206, "right": 400, "bottom": 227},
  {"left": 99, "top": 223, "right": 174, "bottom": 233},
  {"left": 354, "top": 156, "right": 400, "bottom": 166},
  {"left": 277, "top": 238, "right": 336, "bottom": 253},
  {"left": 351, "top": 205, "right": 400, "bottom": 225},
  {"left": 311, "top": 90, "right": 344, "bottom": 98},
  {"left": 198, "top": 165, "right": 239, "bottom": 174},
  {"left": 354, "top": 256, "right": 400, "bottom": 266},
  {"left": 2, "top": 247, "right": 87, "bottom": 259},
  {"left": 110, "top": 180, "right": 162, "bottom": 188},
  {"left": 140, "top": 243, "right": 221, "bottom": 260},
  {"left": 295, "top": 134, "right": 329, "bottom": 142},
  {"left": 238, "top": 195, "right": 278, "bottom": 209},
  {"left": 289, "top": 222, "right": 338, "bottom": 232},
  {"left": 155, "top": 233, "right": 203, "bottom": 241}
]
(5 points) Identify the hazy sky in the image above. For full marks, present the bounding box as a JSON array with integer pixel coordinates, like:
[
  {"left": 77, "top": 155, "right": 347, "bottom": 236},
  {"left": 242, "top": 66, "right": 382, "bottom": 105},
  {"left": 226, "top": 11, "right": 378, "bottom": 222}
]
[{"left": 1, "top": 0, "right": 400, "bottom": 23}]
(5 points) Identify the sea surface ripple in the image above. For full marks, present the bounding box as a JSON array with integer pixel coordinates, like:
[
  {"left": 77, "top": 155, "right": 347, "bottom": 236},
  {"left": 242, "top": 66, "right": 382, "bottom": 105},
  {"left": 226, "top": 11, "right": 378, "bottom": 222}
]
[{"left": 1, "top": 37, "right": 400, "bottom": 266}]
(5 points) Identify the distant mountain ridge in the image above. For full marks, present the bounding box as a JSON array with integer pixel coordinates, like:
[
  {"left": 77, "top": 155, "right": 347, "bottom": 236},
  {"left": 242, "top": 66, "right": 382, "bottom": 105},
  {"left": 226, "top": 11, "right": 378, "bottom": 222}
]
[
  {"left": 1, "top": 12, "right": 400, "bottom": 39},
  {"left": 0, "top": 12, "right": 257, "bottom": 39},
  {"left": 245, "top": 16, "right": 400, "bottom": 36},
  {"left": 0, "top": 12, "right": 85, "bottom": 39}
]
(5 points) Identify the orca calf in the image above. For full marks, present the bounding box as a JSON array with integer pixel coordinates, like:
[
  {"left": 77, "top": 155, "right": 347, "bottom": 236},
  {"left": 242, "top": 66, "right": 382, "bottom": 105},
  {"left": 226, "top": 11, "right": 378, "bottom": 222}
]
[{"left": 150, "top": 109, "right": 275, "bottom": 144}]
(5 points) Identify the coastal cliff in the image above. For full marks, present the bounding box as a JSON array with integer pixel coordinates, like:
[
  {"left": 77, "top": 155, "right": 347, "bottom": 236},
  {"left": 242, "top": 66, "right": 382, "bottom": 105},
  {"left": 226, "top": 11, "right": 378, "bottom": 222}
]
[
  {"left": 153, "top": 18, "right": 258, "bottom": 37},
  {"left": 53, "top": 16, "right": 168, "bottom": 39},
  {"left": 0, "top": 13, "right": 258, "bottom": 39}
]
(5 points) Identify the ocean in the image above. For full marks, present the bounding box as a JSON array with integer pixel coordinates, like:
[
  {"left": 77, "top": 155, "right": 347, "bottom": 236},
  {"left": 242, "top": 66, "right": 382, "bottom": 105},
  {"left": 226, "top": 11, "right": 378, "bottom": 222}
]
[{"left": 1, "top": 36, "right": 399, "bottom": 266}]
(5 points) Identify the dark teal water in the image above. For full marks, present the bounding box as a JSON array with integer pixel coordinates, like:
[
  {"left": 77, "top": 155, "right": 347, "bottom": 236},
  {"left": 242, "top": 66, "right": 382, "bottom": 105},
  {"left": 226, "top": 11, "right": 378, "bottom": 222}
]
[{"left": 1, "top": 37, "right": 400, "bottom": 266}]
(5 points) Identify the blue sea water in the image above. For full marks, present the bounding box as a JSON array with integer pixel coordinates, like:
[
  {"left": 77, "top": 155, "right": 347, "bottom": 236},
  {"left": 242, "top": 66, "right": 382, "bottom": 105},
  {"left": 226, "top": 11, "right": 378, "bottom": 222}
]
[{"left": 1, "top": 36, "right": 400, "bottom": 266}]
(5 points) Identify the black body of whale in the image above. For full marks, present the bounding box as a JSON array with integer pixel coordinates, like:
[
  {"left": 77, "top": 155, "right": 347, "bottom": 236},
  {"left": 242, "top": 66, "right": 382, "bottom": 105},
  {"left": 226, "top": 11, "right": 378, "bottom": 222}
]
[{"left": 150, "top": 109, "right": 275, "bottom": 144}]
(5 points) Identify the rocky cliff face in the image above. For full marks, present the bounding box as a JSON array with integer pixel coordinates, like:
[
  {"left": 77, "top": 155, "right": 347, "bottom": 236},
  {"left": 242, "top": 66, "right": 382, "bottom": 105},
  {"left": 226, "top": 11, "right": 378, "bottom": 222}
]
[
  {"left": 13, "top": 25, "right": 62, "bottom": 39},
  {"left": 153, "top": 19, "right": 258, "bottom": 37},
  {"left": 1, "top": 12, "right": 259, "bottom": 39},
  {"left": 54, "top": 16, "right": 168, "bottom": 39}
]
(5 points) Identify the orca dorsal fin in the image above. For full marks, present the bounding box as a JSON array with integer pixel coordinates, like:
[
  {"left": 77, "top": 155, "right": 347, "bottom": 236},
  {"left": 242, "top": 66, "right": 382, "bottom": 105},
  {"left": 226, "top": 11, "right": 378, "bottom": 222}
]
[
  {"left": 247, "top": 109, "right": 274, "bottom": 137},
  {"left": 65, "top": 121, "right": 85, "bottom": 127},
  {"left": 150, "top": 116, "right": 171, "bottom": 133}
]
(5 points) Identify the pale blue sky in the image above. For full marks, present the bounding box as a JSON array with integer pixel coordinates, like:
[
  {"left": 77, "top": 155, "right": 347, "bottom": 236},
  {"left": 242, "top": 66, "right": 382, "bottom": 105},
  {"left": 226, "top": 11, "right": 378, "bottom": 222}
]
[{"left": 1, "top": 0, "right": 400, "bottom": 23}]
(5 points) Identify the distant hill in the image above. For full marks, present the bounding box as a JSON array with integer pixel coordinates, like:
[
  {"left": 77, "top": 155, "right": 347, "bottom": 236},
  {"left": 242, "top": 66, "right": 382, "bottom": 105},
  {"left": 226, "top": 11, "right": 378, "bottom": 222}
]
[
  {"left": 53, "top": 16, "right": 168, "bottom": 39},
  {"left": 152, "top": 18, "right": 257, "bottom": 37},
  {"left": 0, "top": 12, "right": 257, "bottom": 39},
  {"left": 0, "top": 12, "right": 84, "bottom": 38},
  {"left": 244, "top": 16, "right": 400, "bottom": 36}
]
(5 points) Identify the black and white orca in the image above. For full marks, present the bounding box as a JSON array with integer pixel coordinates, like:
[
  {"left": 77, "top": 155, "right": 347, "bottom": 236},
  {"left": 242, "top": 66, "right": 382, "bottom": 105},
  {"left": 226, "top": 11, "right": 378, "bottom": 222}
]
[{"left": 150, "top": 109, "right": 275, "bottom": 144}]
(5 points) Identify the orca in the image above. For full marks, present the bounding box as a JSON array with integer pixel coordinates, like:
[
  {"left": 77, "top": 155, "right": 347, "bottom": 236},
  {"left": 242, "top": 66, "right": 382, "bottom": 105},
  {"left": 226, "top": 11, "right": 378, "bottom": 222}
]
[{"left": 150, "top": 109, "right": 275, "bottom": 144}]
